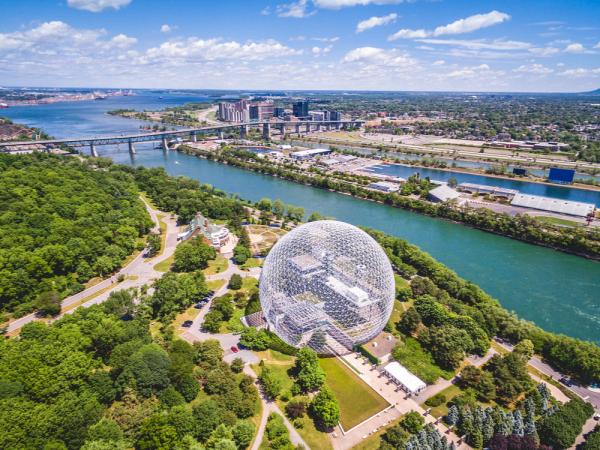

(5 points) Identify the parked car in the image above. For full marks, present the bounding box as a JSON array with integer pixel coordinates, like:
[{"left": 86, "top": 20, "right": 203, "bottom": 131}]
[
  {"left": 230, "top": 346, "right": 239, "bottom": 353},
  {"left": 182, "top": 321, "right": 193, "bottom": 328}
]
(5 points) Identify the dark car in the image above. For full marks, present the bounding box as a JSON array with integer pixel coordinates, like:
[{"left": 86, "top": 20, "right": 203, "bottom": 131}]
[
  {"left": 230, "top": 346, "right": 239, "bottom": 353},
  {"left": 182, "top": 320, "right": 193, "bottom": 328}
]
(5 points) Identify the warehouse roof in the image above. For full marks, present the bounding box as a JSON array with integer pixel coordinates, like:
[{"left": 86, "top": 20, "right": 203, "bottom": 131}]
[
  {"left": 511, "top": 193, "right": 595, "bottom": 217},
  {"left": 428, "top": 184, "right": 461, "bottom": 202}
]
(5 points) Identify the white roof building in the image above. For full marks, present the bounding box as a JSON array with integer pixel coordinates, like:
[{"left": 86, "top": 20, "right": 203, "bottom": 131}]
[
  {"left": 511, "top": 193, "right": 595, "bottom": 217},
  {"left": 368, "top": 181, "right": 401, "bottom": 193},
  {"left": 383, "top": 361, "right": 426, "bottom": 394},
  {"left": 428, "top": 184, "right": 461, "bottom": 203},
  {"left": 290, "top": 148, "right": 332, "bottom": 160}
]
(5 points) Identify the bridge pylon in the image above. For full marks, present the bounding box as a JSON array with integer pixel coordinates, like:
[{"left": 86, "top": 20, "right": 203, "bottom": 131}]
[
  {"left": 90, "top": 143, "right": 99, "bottom": 157},
  {"left": 128, "top": 140, "right": 136, "bottom": 155}
]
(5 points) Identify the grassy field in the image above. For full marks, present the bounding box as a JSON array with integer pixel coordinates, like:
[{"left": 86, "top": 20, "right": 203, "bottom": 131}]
[
  {"left": 153, "top": 254, "right": 174, "bottom": 272},
  {"left": 207, "top": 279, "right": 226, "bottom": 291},
  {"left": 535, "top": 216, "right": 581, "bottom": 227},
  {"left": 172, "top": 305, "right": 201, "bottom": 333},
  {"left": 241, "top": 277, "right": 259, "bottom": 293},
  {"left": 221, "top": 305, "right": 246, "bottom": 334},
  {"left": 204, "top": 255, "right": 228, "bottom": 275},
  {"left": 351, "top": 416, "right": 406, "bottom": 450},
  {"left": 422, "top": 384, "right": 463, "bottom": 418},
  {"left": 320, "top": 357, "right": 389, "bottom": 431},
  {"left": 392, "top": 337, "right": 454, "bottom": 384},
  {"left": 242, "top": 257, "right": 263, "bottom": 270}
]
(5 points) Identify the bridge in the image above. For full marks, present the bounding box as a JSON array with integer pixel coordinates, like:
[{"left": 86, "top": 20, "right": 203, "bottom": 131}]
[{"left": 0, "top": 120, "right": 364, "bottom": 157}]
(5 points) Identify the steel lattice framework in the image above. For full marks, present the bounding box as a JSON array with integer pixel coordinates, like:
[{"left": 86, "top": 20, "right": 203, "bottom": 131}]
[{"left": 259, "top": 220, "right": 395, "bottom": 356}]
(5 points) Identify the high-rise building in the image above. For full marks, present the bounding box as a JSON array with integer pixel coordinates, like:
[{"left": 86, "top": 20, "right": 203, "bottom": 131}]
[
  {"left": 293, "top": 100, "right": 309, "bottom": 118},
  {"left": 217, "top": 101, "right": 249, "bottom": 122},
  {"left": 329, "top": 110, "right": 342, "bottom": 121},
  {"left": 249, "top": 101, "right": 274, "bottom": 121},
  {"left": 274, "top": 107, "right": 285, "bottom": 118}
]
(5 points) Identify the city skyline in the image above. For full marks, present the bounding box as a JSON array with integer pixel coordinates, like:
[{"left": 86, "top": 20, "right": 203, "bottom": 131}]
[{"left": 1, "top": 0, "right": 599, "bottom": 92}]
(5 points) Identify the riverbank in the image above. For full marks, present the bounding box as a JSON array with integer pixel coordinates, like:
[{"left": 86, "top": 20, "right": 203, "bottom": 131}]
[
  {"left": 291, "top": 134, "right": 600, "bottom": 178},
  {"left": 290, "top": 136, "right": 600, "bottom": 192},
  {"left": 178, "top": 145, "right": 600, "bottom": 261}
]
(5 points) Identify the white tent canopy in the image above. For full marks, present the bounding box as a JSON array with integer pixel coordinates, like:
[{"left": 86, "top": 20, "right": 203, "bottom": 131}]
[{"left": 383, "top": 361, "right": 426, "bottom": 394}]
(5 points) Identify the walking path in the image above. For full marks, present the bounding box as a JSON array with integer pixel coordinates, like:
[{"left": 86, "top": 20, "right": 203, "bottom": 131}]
[
  {"left": 5, "top": 197, "right": 180, "bottom": 334},
  {"left": 178, "top": 260, "right": 308, "bottom": 449},
  {"left": 331, "top": 353, "right": 468, "bottom": 450}
]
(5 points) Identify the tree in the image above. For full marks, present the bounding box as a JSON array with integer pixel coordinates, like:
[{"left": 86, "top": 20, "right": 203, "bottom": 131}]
[
  {"left": 272, "top": 199, "right": 285, "bottom": 219},
  {"left": 419, "top": 324, "right": 474, "bottom": 370},
  {"left": 232, "top": 421, "right": 255, "bottom": 449},
  {"left": 513, "top": 339, "right": 535, "bottom": 361},
  {"left": 230, "top": 358, "right": 245, "bottom": 374},
  {"left": 459, "top": 365, "right": 496, "bottom": 402},
  {"left": 116, "top": 344, "right": 172, "bottom": 398},
  {"left": 146, "top": 233, "right": 162, "bottom": 258},
  {"left": 136, "top": 414, "right": 179, "bottom": 450},
  {"left": 87, "top": 418, "right": 124, "bottom": 443},
  {"left": 294, "top": 347, "right": 325, "bottom": 393},
  {"left": 228, "top": 274, "right": 243, "bottom": 290},
  {"left": 447, "top": 177, "right": 458, "bottom": 188},
  {"left": 446, "top": 405, "right": 460, "bottom": 427},
  {"left": 258, "top": 366, "right": 282, "bottom": 399},
  {"left": 310, "top": 386, "right": 340, "bottom": 429},
  {"left": 36, "top": 291, "right": 62, "bottom": 317},
  {"left": 398, "top": 307, "right": 421, "bottom": 335},
  {"left": 233, "top": 244, "right": 251, "bottom": 265},
  {"left": 256, "top": 198, "right": 272, "bottom": 212},
  {"left": 172, "top": 237, "right": 216, "bottom": 272},
  {"left": 402, "top": 411, "right": 425, "bottom": 434},
  {"left": 285, "top": 399, "right": 307, "bottom": 419},
  {"left": 307, "top": 211, "right": 325, "bottom": 222}
]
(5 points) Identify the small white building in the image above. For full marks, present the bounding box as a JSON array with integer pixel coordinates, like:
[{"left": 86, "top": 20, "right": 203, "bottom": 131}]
[
  {"left": 368, "top": 181, "right": 401, "bottom": 193},
  {"left": 383, "top": 361, "right": 426, "bottom": 395},
  {"left": 428, "top": 184, "right": 461, "bottom": 203}
]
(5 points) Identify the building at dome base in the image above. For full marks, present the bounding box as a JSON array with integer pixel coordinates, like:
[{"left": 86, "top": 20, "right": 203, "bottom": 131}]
[{"left": 259, "top": 220, "right": 395, "bottom": 356}]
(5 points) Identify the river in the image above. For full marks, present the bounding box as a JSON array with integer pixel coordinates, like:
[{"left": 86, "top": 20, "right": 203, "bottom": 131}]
[{"left": 3, "top": 92, "right": 599, "bottom": 343}]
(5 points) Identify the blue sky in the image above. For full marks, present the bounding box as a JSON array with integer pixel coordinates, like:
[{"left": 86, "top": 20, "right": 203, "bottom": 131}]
[{"left": 0, "top": 0, "right": 599, "bottom": 92}]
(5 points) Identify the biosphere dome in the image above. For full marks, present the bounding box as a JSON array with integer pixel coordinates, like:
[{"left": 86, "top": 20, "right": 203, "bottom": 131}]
[{"left": 259, "top": 220, "right": 395, "bottom": 356}]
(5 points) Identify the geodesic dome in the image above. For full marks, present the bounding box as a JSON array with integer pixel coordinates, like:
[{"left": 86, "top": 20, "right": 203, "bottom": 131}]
[{"left": 259, "top": 220, "right": 395, "bottom": 356}]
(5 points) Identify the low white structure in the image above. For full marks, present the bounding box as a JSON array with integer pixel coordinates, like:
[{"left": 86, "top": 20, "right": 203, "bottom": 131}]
[
  {"left": 368, "top": 181, "right": 401, "bottom": 193},
  {"left": 511, "top": 193, "right": 595, "bottom": 218},
  {"left": 290, "top": 148, "right": 332, "bottom": 160},
  {"left": 428, "top": 184, "right": 461, "bottom": 203},
  {"left": 383, "top": 361, "right": 426, "bottom": 394},
  {"left": 458, "top": 182, "right": 519, "bottom": 199}
]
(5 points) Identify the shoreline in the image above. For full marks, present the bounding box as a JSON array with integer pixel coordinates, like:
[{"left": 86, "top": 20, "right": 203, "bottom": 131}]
[
  {"left": 291, "top": 135, "right": 600, "bottom": 182},
  {"left": 178, "top": 146, "right": 600, "bottom": 262}
]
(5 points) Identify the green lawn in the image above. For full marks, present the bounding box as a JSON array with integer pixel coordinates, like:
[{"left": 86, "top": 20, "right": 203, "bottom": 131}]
[
  {"left": 242, "top": 258, "right": 263, "bottom": 270},
  {"left": 153, "top": 254, "right": 174, "bottom": 272},
  {"left": 421, "top": 384, "right": 463, "bottom": 418},
  {"left": 252, "top": 361, "right": 295, "bottom": 394},
  {"left": 392, "top": 337, "right": 454, "bottom": 384},
  {"left": 241, "top": 277, "right": 258, "bottom": 293},
  {"left": 207, "top": 279, "right": 226, "bottom": 291},
  {"left": 221, "top": 306, "right": 246, "bottom": 334},
  {"left": 320, "top": 357, "right": 389, "bottom": 431},
  {"left": 535, "top": 216, "right": 581, "bottom": 227},
  {"left": 204, "top": 255, "right": 228, "bottom": 275}
]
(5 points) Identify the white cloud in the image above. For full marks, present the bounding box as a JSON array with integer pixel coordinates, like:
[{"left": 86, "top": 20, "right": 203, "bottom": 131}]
[
  {"left": 389, "top": 10, "right": 510, "bottom": 41},
  {"left": 564, "top": 43, "right": 584, "bottom": 53},
  {"left": 312, "top": 45, "right": 332, "bottom": 56},
  {"left": 145, "top": 38, "right": 302, "bottom": 61},
  {"left": 277, "top": 0, "right": 315, "bottom": 18},
  {"left": 313, "top": 0, "right": 404, "bottom": 8},
  {"left": 108, "top": 33, "right": 137, "bottom": 48},
  {"left": 559, "top": 67, "right": 600, "bottom": 77},
  {"left": 595, "top": 41, "right": 600, "bottom": 49},
  {"left": 67, "top": 0, "right": 131, "bottom": 12},
  {"left": 356, "top": 13, "right": 398, "bottom": 32},
  {"left": 446, "top": 63, "right": 493, "bottom": 79},
  {"left": 342, "top": 46, "right": 416, "bottom": 67},
  {"left": 160, "top": 24, "right": 172, "bottom": 33},
  {"left": 528, "top": 46, "right": 561, "bottom": 57},
  {"left": 417, "top": 38, "right": 531, "bottom": 50},
  {"left": 432, "top": 59, "right": 445, "bottom": 66},
  {"left": 513, "top": 64, "right": 553, "bottom": 74},
  {"left": 312, "top": 36, "right": 339, "bottom": 42}
]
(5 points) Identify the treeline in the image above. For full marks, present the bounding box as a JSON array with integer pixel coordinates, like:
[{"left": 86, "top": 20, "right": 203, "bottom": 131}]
[
  {"left": 368, "top": 228, "right": 600, "bottom": 384},
  {"left": 0, "top": 154, "right": 153, "bottom": 317},
  {"left": 0, "top": 289, "right": 260, "bottom": 450},
  {"left": 183, "top": 146, "right": 600, "bottom": 260}
]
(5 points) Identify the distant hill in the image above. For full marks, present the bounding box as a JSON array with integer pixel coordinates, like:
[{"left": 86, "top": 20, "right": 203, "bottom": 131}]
[{"left": 583, "top": 88, "right": 600, "bottom": 95}]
